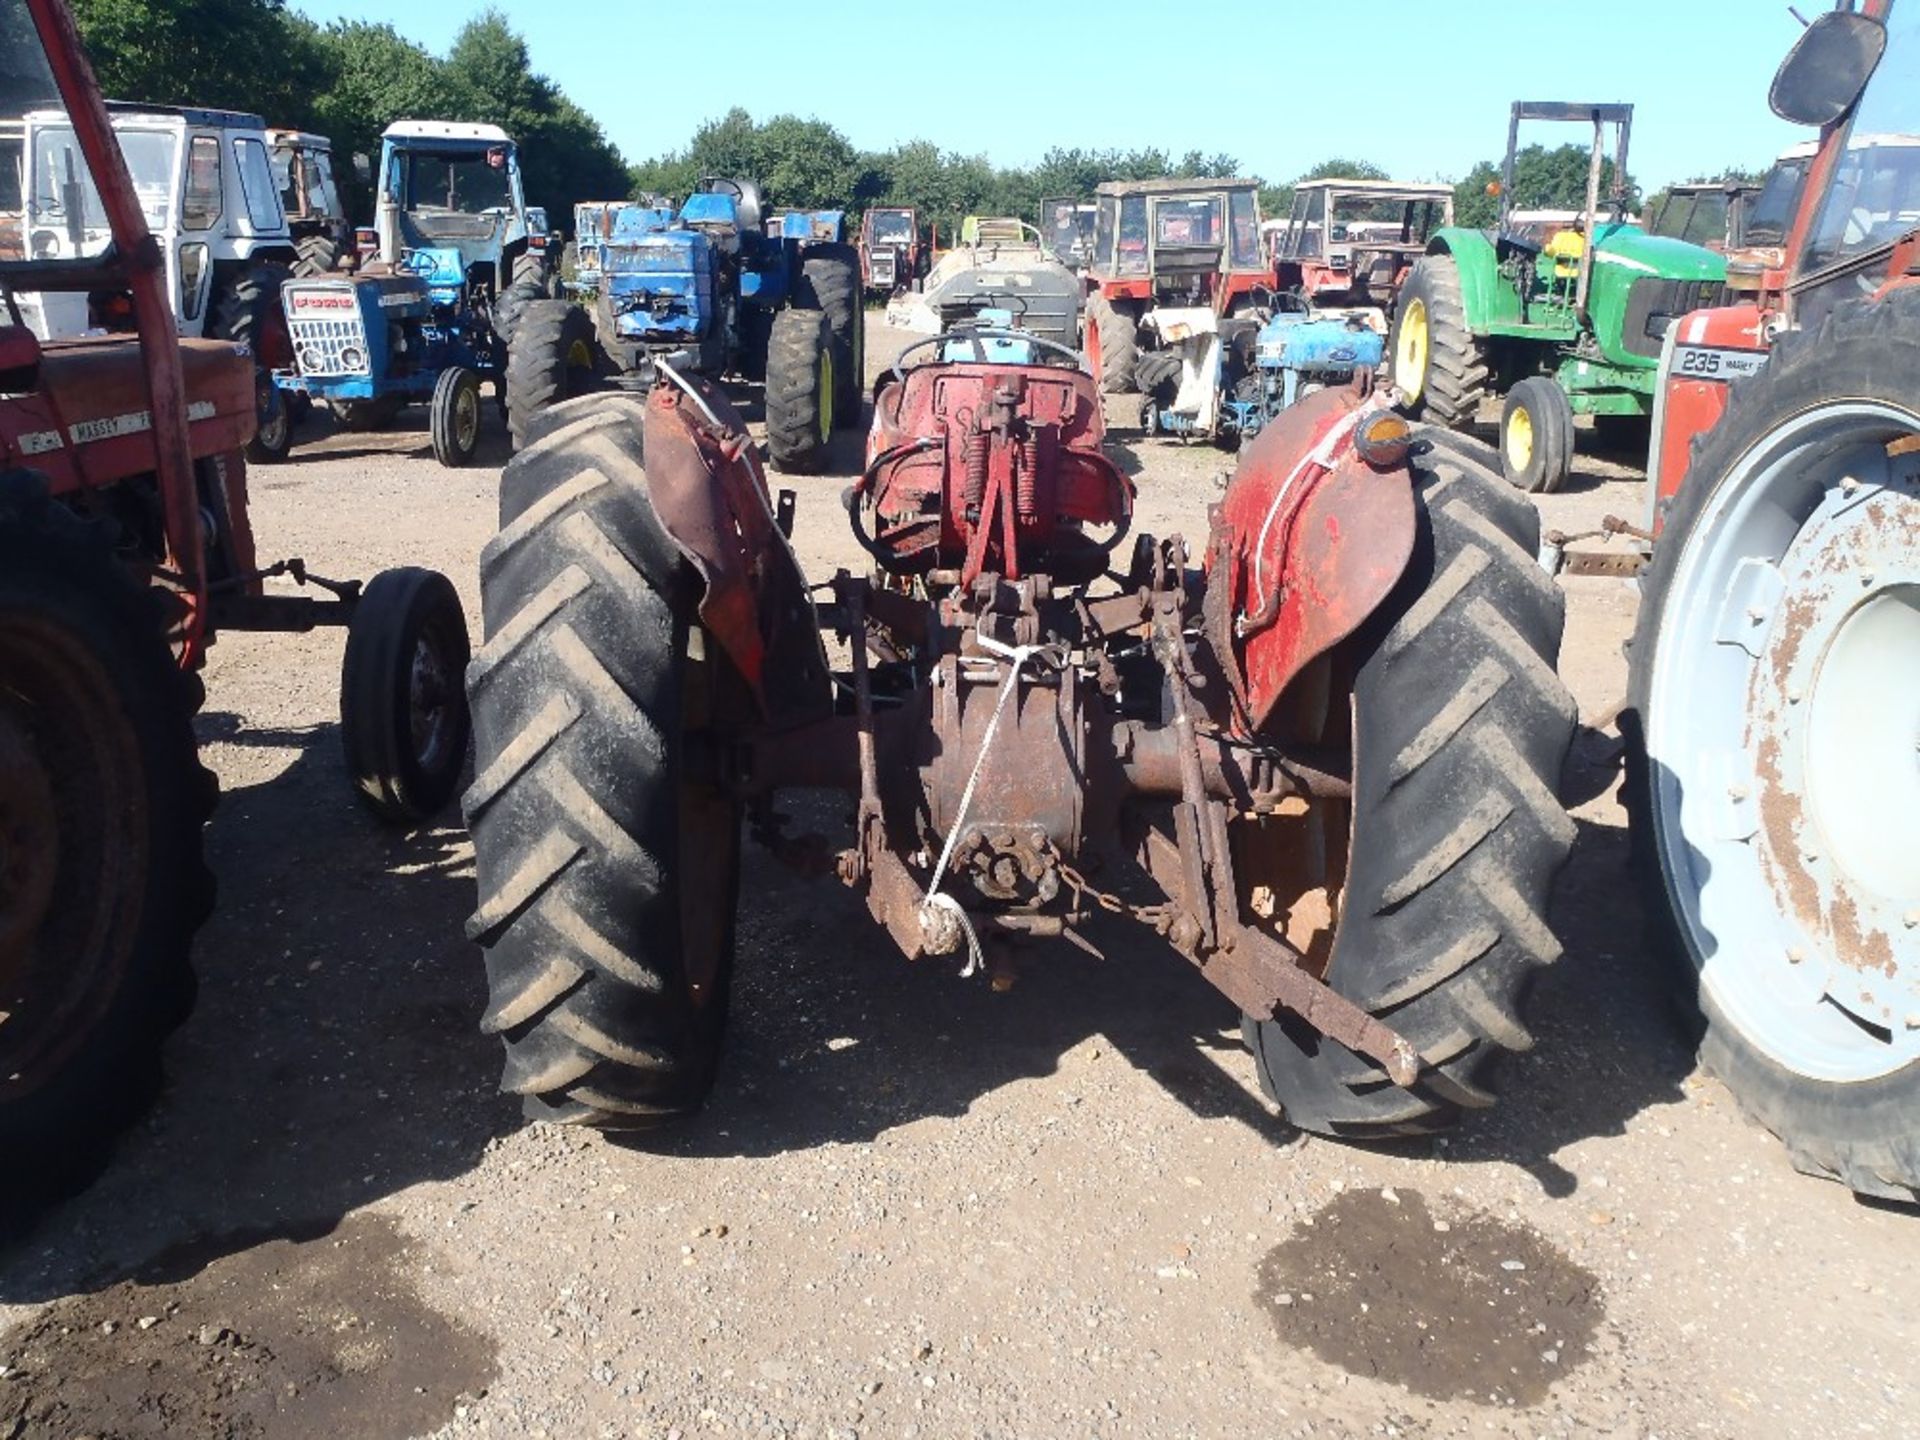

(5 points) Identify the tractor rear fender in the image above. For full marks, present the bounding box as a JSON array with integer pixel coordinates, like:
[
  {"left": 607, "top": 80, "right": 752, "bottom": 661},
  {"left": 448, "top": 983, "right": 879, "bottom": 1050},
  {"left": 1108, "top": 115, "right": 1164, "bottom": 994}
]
[
  {"left": 1204, "top": 384, "right": 1417, "bottom": 735},
  {"left": 641, "top": 378, "right": 835, "bottom": 730},
  {"left": 1424, "top": 226, "right": 1505, "bottom": 332}
]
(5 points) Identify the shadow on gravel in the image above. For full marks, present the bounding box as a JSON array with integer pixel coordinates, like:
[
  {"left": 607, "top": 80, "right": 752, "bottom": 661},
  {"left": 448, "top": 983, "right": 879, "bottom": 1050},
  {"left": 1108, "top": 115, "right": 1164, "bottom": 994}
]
[
  {"left": 0, "top": 725, "right": 512, "bottom": 1301},
  {"left": 618, "top": 764, "right": 1693, "bottom": 1201}
]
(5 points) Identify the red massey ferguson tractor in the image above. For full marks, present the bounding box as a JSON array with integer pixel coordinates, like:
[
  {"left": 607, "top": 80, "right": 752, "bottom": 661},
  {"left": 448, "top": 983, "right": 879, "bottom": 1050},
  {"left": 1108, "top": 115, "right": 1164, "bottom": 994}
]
[
  {"left": 462, "top": 312, "right": 1578, "bottom": 1135},
  {"left": 1080, "top": 177, "right": 1270, "bottom": 395},
  {"left": 1625, "top": 0, "right": 1920, "bottom": 1200},
  {"left": 0, "top": 0, "right": 472, "bottom": 1193}
]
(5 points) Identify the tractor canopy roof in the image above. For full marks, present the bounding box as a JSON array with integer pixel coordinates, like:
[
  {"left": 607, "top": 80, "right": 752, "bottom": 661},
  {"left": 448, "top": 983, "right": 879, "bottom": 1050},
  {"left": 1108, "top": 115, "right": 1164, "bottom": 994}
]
[
  {"left": 99, "top": 101, "right": 266, "bottom": 131},
  {"left": 1094, "top": 177, "right": 1260, "bottom": 197},
  {"left": 1293, "top": 178, "right": 1454, "bottom": 199},
  {"left": 384, "top": 120, "right": 514, "bottom": 148}
]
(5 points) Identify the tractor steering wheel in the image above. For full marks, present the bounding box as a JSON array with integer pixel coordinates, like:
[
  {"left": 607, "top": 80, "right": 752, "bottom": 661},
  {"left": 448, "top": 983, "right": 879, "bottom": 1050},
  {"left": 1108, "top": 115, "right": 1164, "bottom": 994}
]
[{"left": 890, "top": 326, "right": 1086, "bottom": 385}]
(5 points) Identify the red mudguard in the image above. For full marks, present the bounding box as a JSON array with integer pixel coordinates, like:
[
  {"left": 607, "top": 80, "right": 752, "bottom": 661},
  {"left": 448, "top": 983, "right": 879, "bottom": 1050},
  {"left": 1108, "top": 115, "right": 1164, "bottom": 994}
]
[{"left": 1205, "top": 386, "right": 1416, "bottom": 735}]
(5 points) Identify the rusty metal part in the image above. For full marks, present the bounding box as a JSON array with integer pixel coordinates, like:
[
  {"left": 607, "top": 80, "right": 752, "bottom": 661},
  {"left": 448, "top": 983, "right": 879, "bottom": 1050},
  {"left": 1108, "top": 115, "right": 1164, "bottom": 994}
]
[
  {"left": 1208, "top": 930, "right": 1420, "bottom": 1087},
  {"left": 643, "top": 380, "right": 834, "bottom": 728}
]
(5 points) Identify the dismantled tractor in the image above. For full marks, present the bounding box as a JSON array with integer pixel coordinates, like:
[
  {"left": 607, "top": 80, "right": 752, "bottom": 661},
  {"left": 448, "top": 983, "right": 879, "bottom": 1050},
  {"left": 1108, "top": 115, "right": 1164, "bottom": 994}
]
[
  {"left": 463, "top": 319, "right": 1577, "bottom": 1133},
  {"left": 1, "top": 0, "right": 472, "bottom": 1195},
  {"left": 1627, "top": 0, "right": 1920, "bottom": 1200}
]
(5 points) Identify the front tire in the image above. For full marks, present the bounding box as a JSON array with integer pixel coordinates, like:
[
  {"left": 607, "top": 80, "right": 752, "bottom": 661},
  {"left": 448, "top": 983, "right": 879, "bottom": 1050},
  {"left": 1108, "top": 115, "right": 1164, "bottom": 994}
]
[
  {"left": 430, "top": 366, "right": 484, "bottom": 467},
  {"left": 1499, "top": 376, "right": 1574, "bottom": 494},
  {"left": 464, "top": 401, "right": 742, "bottom": 1126},
  {"left": 1626, "top": 289, "right": 1920, "bottom": 1201},
  {"left": 1243, "top": 428, "right": 1577, "bottom": 1135},
  {"left": 764, "top": 307, "right": 834, "bottom": 474},
  {"left": 1392, "top": 254, "right": 1490, "bottom": 429},
  {"left": 341, "top": 567, "right": 472, "bottom": 825}
]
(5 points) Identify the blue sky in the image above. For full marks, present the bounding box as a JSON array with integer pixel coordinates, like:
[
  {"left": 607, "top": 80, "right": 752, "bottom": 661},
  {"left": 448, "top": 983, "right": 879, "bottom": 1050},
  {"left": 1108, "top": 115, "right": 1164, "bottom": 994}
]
[{"left": 291, "top": 0, "right": 1813, "bottom": 189}]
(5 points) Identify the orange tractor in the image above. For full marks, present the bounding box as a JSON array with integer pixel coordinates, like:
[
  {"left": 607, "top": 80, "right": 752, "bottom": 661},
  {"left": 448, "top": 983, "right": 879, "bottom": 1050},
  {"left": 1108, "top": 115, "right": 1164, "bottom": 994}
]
[
  {"left": 0, "top": 0, "right": 472, "bottom": 1197},
  {"left": 1080, "top": 177, "right": 1269, "bottom": 394},
  {"left": 1627, "top": 0, "right": 1920, "bottom": 1199}
]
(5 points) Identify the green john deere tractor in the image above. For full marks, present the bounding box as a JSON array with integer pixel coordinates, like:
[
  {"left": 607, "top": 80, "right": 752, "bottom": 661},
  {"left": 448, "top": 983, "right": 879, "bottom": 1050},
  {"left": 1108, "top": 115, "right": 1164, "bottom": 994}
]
[{"left": 1391, "top": 102, "right": 1727, "bottom": 492}]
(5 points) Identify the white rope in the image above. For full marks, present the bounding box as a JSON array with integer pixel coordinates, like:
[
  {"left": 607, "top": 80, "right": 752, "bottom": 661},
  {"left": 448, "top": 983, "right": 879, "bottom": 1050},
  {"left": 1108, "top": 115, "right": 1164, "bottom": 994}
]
[{"left": 919, "top": 636, "right": 1043, "bottom": 977}]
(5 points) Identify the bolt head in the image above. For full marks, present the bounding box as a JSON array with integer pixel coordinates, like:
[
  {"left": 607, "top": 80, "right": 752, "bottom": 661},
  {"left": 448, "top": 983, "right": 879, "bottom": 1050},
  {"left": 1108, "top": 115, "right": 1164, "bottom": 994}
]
[
  {"left": 1747, "top": 606, "right": 1767, "bottom": 624},
  {"left": 1787, "top": 946, "right": 1806, "bottom": 964},
  {"left": 1728, "top": 783, "right": 1749, "bottom": 802},
  {"left": 1840, "top": 475, "right": 1861, "bottom": 495},
  {"left": 1862, "top": 571, "right": 1876, "bottom": 587},
  {"left": 1787, "top": 686, "right": 1804, "bottom": 704},
  {"left": 1904, "top": 911, "right": 1919, "bottom": 930}
]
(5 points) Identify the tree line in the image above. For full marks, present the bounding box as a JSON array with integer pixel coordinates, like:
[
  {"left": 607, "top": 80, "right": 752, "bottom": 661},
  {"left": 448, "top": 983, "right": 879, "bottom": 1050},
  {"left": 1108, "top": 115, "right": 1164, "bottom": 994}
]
[
  {"left": 71, "top": 0, "right": 629, "bottom": 223},
  {"left": 73, "top": 1, "right": 1766, "bottom": 238}
]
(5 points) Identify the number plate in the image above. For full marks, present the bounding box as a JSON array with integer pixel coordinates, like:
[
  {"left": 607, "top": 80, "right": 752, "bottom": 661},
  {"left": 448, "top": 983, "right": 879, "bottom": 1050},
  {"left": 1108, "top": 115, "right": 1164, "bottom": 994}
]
[{"left": 1673, "top": 344, "right": 1767, "bottom": 381}]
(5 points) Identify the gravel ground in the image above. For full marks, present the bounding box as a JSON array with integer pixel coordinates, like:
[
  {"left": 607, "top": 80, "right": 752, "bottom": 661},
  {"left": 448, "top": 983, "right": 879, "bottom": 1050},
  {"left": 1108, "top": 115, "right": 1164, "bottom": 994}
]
[{"left": 2, "top": 316, "right": 1916, "bottom": 1440}]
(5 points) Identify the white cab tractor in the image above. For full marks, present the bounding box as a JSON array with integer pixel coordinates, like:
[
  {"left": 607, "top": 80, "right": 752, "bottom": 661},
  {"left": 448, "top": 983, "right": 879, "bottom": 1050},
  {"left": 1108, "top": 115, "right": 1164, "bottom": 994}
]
[{"left": 20, "top": 103, "right": 301, "bottom": 460}]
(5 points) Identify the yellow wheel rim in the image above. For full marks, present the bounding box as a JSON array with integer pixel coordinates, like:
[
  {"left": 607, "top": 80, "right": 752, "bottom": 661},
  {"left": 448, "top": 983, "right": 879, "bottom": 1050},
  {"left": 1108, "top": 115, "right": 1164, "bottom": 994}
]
[
  {"left": 1505, "top": 403, "right": 1535, "bottom": 474},
  {"left": 818, "top": 348, "right": 834, "bottom": 441},
  {"left": 1396, "top": 298, "right": 1429, "bottom": 403}
]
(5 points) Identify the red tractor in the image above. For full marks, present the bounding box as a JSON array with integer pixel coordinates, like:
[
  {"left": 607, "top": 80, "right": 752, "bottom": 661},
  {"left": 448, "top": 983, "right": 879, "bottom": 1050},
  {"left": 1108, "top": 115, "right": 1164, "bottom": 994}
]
[
  {"left": 463, "top": 315, "right": 1576, "bottom": 1136},
  {"left": 1627, "top": 0, "right": 1920, "bottom": 1200},
  {"left": 0, "top": 0, "right": 472, "bottom": 1196},
  {"left": 859, "top": 206, "right": 924, "bottom": 296},
  {"left": 1080, "top": 178, "right": 1269, "bottom": 394}
]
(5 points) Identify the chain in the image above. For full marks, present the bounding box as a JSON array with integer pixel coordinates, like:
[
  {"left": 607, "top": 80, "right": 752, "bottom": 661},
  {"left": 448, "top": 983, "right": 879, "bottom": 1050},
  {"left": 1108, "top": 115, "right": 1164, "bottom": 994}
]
[{"left": 1057, "top": 861, "right": 1175, "bottom": 928}]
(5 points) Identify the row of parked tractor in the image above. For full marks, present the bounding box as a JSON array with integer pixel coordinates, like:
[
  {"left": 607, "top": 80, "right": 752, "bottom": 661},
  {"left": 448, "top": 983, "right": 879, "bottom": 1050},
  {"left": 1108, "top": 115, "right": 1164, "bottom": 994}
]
[{"left": 2, "top": 0, "right": 1916, "bottom": 1220}]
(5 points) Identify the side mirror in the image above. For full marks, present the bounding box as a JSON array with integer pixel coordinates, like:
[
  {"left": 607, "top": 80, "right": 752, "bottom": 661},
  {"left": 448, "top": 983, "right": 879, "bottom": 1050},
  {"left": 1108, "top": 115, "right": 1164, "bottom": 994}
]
[
  {"left": 352, "top": 152, "right": 372, "bottom": 183},
  {"left": 1770, "top": 10, "right": 1886, "bottom": 126}
]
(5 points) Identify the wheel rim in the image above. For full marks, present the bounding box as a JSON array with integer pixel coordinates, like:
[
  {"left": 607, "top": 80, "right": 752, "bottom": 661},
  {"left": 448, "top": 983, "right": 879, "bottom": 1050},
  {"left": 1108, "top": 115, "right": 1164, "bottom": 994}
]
[
  {"left": 1505, "top": 403, "right": 1535, "bottom": 475},
  {"left": 408, "top": 621, "right": 460, "bottom": 776},
  {"left": 1648, "top": 400, "right": 1920, "bottom": 1081},
  {"left": 454, "top": 381, "right": 480, "bottom": 453},
  {"left": 1395, "top": 298, "right": 1429, "bottom": 403},
  {"left": 818, "top": 348, "right": 834, "bottom": 441},
  {"left": 0, "top": 615, "right": 144, "bottom": 1101},
  {"left": 566, "top": 338, "right": 594, "bottom": 390}
]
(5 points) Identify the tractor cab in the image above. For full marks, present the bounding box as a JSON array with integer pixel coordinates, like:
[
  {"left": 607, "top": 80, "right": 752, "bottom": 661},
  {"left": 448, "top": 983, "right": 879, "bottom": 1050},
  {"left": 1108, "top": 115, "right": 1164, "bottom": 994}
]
[
  {"left": 860, "top": 205, "right": 923, "bottom": 294},
  {"left": 1086, "top": 178, "right": 1266, "bottom": 311},
  {"left": 18, "top": 103, "right": 297, "bottom": 342},
  {"left": 1644, "top": 178, "right": 1762, "bottom": 252},
  {"left": 373, "top": 120, "right": 535, "bottom": 308},
  {"left": 1273, "top": 179, "right": 1454, "bottom": 326},
  {"left": 267, "top": 127, "right": 347, "bottom": 274},
  {"left": 1040, "top": 197, "right": 1097, "bottom": 270}
]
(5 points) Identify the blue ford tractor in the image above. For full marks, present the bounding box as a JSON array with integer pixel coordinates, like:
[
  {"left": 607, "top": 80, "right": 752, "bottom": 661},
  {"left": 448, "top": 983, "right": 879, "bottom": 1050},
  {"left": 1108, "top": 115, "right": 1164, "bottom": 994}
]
[
  {"left": 1136, "top": 300, "right": 1385, "bottom": 446},
  {"left": 506, "top": 178, "right": 863, "bottom": 473},
  {"left": 275, "top": 121, "right": 551, "bottom": 466}
]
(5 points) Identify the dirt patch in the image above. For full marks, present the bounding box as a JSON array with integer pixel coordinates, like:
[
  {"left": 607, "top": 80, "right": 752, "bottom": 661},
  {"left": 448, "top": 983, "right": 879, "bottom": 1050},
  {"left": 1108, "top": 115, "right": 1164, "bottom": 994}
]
[
  {"left": 0, "top": 1213, "right": 493, "bottom": 1440},
  {"left": 1255, "top": 1187, "right": 1602, "bottom": 1406}
]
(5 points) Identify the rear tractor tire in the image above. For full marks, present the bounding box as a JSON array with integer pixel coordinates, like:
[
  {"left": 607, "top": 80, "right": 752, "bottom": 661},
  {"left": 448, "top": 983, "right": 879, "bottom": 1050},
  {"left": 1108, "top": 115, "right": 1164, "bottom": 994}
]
[
  {"left": 1391, "top": 254, "right": 1490, "bottom": 429},
  {"left": 0, "top": 473, "right": 215, "bottom": 1203},
  {"left": 1242, "top": 427, "right": 1578, "bottom": 1135},
  {"left": 763, "top": 307, "right": 834, "bottom": 475},
  {"left": 1499, "top": 376, "right": 1575, "bottom": 494},
  {"left": 1085, "top": 292, "right": 1138, "bottom": 395},
  {"left": 430, "top": 366, "right": 485, "bottom": 467},
  {"left": 210, "top": 264, "right": 296, "bottom": 465},
  {"left": 292, "top": 231, "right": 341, "bottom": 278},
  {"left": 505, "top": 301, "right": 601, "bottom": 450},
  {"left": 341, "top": 566, "right": 472, "bottom": 825},
  {"left": 1626, "top": 288, "right": 1920, "bottom": 1202},
  {"left": 800, "top": 242, "right": 865, "bottom": 427},
  {"left": 464, "top": 401, "right": 743, "bottom": 1126}
]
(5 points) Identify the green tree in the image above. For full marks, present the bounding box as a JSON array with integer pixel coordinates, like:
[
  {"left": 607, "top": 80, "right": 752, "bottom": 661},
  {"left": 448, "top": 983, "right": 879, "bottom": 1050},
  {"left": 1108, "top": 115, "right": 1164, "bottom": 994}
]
[
  {"left": 1263, "top": 157, "right": 1390, "bottom": 220},
  {"left": 71, "top": 0, "right": 324, "bottom": 121},
  {"left": 1454, "top": 143, "right": 1641, "bottom": 229}
]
